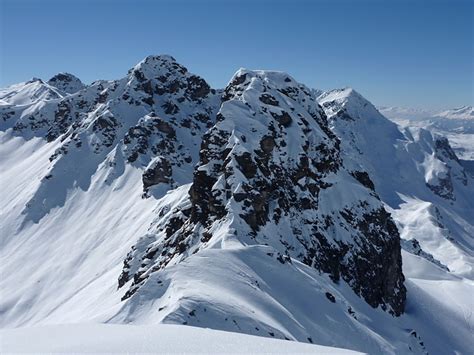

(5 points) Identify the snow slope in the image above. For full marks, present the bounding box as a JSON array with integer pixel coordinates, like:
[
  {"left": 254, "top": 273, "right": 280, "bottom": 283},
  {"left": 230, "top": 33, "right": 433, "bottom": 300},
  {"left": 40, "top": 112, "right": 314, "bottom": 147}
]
[
  {"left": 319, "top": 88, "right": 473, "bottom": 276},
  {"left": 0, "top": 130, "right": 158, "bottom": 327},
  {"left": 0, "top": 324, "right": 362, "bottom": 354},
  {"left": 1, "top": 57, "right": 473, "bottom": 354},
  {"left": 317, "top": 88, "right": 474, "bottom": 352},
  {"left": 0, "top": 78, "right": 63, "bottom": 106}
]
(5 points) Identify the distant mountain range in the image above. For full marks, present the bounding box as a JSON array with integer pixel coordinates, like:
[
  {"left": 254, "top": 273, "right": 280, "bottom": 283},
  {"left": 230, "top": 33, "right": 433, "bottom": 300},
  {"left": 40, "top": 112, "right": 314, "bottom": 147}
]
[
  {"left": 1, "top": 55, "right": 472, "bottom": 354},
  {"left": 378, "top": 105, "right": 473, "bottom": 121},
  {"left": 378, "top": 105, "right": 474, "bottom": 161}
]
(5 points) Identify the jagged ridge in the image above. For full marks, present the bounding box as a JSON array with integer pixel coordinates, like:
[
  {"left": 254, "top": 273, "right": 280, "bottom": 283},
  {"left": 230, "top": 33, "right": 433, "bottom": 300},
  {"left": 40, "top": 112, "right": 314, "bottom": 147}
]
[{"left": 119, "top": 69, "right": 406, "bottom": 316}]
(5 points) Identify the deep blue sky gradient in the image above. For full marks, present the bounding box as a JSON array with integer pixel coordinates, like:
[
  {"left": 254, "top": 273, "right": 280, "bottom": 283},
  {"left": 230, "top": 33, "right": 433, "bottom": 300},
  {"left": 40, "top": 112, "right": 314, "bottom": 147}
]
[{"left": 1, "top": 0, "right": 472, "bottom": 109}]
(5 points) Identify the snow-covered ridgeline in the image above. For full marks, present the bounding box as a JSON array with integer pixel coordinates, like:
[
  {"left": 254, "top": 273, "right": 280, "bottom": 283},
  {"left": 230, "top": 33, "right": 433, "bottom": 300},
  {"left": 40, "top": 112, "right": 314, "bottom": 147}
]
[{"left": 1, "top": 56, "right": 473, "bottom": 354}]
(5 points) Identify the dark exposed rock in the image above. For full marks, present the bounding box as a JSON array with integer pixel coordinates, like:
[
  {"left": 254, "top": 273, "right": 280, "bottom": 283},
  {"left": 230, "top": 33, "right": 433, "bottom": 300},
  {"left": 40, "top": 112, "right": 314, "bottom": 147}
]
[
  {"left": 140, "top": 80, "right": 154, "bottom": 95},
  {"left": 428, "top": 135, "right": 467, "bottom": 194},
  {"left": 222, "top": 73, "right": 247, "bottom": 101},
  {"left": 401, "top": 238, "right": 449, "bottom": 271},
  {"left": 351, "top": 171, "right": 375, "bottom": 191},
  {"left": 187, "top": 75, "right": 211, "bottom": 100},
  {"left": 435, "top": 136, "right": 459, "bottom": 163},
  {"left": 133, "top": 69, "right": 146, "bottom": 82},
  {"left": 426, "top": 178, "right": 454, "bottom": 200},
  {"left": 47, "top": 72, "right": 85, "bottom": 94},
  {"left": 91, "top": 114, "right": 119, "bottom": 150},
  {"left": 162, "top": 101, "right": 179, "bottom": 115},
  {"left": 48, "top": 73, "right": 72, "bottom": 83},
  {"left": 241, "top": 189, "right": 271, "bottom": 231},
  {"left": 352, "top": 208, "right": 405, "bottom": 315},
  {"left": 142, "top": 158, "right": 172, "bottom": 191},
  {"left": 155, "top": 119, "right": 176, "bottom": 139},
  {"left": 46, "top": 101, "right": 73, "bottom": 142},
  {"left": 271, "top": 111, "right": 292, "bottom": 127},
  {"left": 235, "top": 153, "right": 257, "bottom": 179},
  {"left": 97, "top": 91, "right": 108, "bottom": 104},
  {"left": 325, "top": 292, "right": 336, "bottom": 303},
  {"left": 259, "top": 94, "right": 279, "bottom": 106},
  {"left": 189, "top": 170, "right": 225, "bottom": 223},
  {"left": 334, "top": 108, "right": 354, "bottom": 121},
  {"left": 259, "top": 136, "right": 275, "bottom": 154}
]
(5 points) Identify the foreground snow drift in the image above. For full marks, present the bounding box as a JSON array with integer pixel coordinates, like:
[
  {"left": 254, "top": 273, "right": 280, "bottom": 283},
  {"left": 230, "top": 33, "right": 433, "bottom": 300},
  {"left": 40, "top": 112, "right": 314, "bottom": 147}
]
[{"left": 0, "top": 324, "right": 362, "bottom": 354}]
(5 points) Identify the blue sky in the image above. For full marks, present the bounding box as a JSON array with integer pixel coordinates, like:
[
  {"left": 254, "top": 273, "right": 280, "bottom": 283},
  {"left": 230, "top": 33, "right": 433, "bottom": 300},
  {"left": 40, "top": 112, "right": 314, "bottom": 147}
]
[{"left": 1, "top": 0, "right": 472, "bottom": 109}]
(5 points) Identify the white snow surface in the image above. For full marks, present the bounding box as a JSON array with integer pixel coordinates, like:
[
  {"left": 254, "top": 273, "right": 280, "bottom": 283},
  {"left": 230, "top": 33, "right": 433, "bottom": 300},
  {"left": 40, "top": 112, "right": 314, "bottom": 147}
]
[
  {"left": 0, "top": 323, "right": 362, "bottom": 354},
  {"left": 1, "top": 58, "right": 473, "bottom": 354},
  {"left": 316, "top": 88, "right": 474, "bottom": 353},
  {"left": 0, "top": 78, "right": 63, "bottom": 105},
  {"left": 319, "top": 88, "right": 473, "bottom": 274}
]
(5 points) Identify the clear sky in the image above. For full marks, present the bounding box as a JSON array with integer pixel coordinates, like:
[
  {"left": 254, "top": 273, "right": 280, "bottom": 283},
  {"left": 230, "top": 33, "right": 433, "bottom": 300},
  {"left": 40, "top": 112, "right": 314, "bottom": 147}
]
[{"left": 1, "top": 0, "right": 472, "bottom": 109}]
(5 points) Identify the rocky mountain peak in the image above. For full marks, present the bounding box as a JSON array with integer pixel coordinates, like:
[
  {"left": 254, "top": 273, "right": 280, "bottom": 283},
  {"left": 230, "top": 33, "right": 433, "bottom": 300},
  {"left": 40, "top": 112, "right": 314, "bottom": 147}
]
[
  {"left": 318, "top": 87, "right": 384, "bottom": 122},
  {"left": 119, "top": 68, "right": 406, "bottom": 317},
  {"left": 0, "top": 54, "right": 222, "bottom": 222},
  {"left": 224, "top": 69, "right": 313, "bottom": 105},
  {"left": 47, "top": 72, "right": 85, "bottom": 94},
  {"left": 27, "top": 77, "right": 44, "bottom": 84},
  {"left": 222, "top": 69, "right": 333, "bottom": 136},
  {"left": 125, "top": 55, "right": 214, "bottom": 108},
  {"left": 129, "top": 55, "right": 183, "bottom": 79}
]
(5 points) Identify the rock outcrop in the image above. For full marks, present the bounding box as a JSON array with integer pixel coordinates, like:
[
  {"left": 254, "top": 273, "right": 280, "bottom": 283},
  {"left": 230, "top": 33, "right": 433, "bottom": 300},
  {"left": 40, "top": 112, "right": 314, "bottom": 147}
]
[
  {"left": 119, "top": 69, "right": 406, "bottom": 316},
  {"left": 47, "top": 72, "right": 85, "bottom": 95}
]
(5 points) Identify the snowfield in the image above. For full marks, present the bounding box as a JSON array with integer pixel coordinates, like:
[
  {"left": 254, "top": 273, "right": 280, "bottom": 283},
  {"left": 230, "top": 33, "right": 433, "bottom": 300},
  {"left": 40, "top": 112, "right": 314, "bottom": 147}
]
[{"left": 0, "top": 324, "right": 363, "bottom": 354}]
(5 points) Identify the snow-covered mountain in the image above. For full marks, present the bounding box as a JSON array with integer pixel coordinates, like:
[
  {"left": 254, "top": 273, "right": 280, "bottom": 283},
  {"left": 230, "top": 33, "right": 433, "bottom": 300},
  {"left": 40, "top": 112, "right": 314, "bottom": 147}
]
[
  {"left": 0, "top": 78, "right": 63, "bottom": 106},
  {"left": 379, "top": 105, "right": 473, "bottom": 122},
  {"left": 319, "top": 88, "right": 473, "bottom": 274},
  {"left": 379, "top": 105, "right": 474, "bottom": 161},
  {"left": 1, "top": 56, "right": 473, "bottom": 354},
  {"left": 47, "top": 72, "right": 86, "bottom": 95},
  {"left": 437, "top": 106, "right": 474, "bottom": 120}
]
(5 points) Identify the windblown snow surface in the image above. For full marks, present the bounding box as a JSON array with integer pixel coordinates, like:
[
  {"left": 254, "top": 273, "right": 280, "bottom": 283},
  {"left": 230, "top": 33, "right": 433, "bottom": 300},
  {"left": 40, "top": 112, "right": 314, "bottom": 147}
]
[
  {"left": 0, "top": 324, "right": 361, "bottom": 354},
  {"left": 1, "top": 57, "right": 473, "bottom": 354}
]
